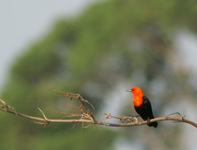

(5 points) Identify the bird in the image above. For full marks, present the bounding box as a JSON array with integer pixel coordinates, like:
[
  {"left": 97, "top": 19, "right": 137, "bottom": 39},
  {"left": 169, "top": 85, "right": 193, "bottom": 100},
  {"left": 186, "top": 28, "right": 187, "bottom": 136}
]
[{"left": 127, "top": 87, "right": 158, "bottom": 128}]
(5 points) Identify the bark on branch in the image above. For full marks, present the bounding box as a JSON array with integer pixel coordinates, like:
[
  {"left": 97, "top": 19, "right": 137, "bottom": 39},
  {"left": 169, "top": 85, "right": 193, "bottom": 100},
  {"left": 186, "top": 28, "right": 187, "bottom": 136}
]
[{"left": 0, "top": 91, "right": 197, "bottom": 129}]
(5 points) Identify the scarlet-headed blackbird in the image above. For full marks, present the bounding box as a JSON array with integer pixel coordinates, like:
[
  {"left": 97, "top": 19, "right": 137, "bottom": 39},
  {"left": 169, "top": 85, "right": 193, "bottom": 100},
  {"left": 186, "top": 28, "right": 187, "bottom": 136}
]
[{"left": 127, "top": 87, "right": 158, "bottom": 128}]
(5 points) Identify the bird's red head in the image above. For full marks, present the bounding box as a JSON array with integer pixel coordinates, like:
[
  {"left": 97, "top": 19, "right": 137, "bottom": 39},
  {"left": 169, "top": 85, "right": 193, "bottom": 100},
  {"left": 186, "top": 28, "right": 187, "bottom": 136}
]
[
  {"left": 127, "top": 87, "right": 144, "bottom": 97},
  {"left": 127, "top": 87, "right": 144, "bottom": 107}
]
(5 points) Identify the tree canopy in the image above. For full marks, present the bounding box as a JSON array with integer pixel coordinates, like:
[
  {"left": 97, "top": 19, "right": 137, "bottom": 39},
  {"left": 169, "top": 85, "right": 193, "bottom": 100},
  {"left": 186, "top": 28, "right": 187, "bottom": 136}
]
[{"left": 1, "top": 0, "right": 197, "bottom": 149}]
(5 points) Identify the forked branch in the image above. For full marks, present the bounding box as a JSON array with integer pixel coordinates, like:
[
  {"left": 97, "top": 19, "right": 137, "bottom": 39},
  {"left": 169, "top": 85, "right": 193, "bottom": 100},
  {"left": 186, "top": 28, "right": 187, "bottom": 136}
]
[{"left": 0, "top": 91, "right": 197, "bottom": 129}]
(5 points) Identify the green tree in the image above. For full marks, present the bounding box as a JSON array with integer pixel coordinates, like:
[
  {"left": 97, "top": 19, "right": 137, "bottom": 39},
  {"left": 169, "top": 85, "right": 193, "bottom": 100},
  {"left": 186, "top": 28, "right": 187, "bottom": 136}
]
[{"left": 1, "top": 0, "right": 197, "bottom": 149}]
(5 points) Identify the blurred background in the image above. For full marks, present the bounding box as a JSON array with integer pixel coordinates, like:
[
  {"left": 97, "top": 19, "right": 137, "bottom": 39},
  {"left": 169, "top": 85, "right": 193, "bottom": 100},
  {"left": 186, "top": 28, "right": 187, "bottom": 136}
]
[{"left": 1, "top": 0, "right": 197, "bottom": 150}]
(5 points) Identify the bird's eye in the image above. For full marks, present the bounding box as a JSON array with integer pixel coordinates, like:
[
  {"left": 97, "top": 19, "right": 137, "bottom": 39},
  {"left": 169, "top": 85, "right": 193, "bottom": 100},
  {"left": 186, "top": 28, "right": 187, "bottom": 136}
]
[{"left": 131, "top": 89, "right": 134, "bottom": 91}]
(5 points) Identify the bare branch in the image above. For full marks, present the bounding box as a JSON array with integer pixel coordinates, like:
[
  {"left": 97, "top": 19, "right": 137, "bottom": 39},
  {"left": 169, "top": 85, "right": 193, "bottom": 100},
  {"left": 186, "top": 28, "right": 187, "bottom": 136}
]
[
  {"left": 54, "top": 90, "right": 96, "bottom": 123},
  {"left": 38, "top": 107, "right": 48, "bottom": 120},
  {"left": 1, "top": 91, "right": 197, "bottom": 130}
]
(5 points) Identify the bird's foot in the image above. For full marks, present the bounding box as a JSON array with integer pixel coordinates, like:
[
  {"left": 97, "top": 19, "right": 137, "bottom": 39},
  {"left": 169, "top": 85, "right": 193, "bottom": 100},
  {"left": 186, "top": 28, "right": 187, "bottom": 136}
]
[{"left": 147, "top": 117, "right": 151, "bottom": 125}]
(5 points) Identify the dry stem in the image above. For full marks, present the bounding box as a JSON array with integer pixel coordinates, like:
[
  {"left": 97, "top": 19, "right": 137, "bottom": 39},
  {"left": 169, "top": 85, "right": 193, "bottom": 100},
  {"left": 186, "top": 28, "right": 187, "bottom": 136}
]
[{"left": 1, "top": 91, "right": 197, "bottom": 129}]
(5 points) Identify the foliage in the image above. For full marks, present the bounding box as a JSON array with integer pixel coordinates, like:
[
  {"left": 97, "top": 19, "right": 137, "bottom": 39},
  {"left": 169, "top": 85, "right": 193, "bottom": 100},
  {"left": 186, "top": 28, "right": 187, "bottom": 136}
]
[{"left": 1, "top": 0, "right": 197, "bottom": 149}]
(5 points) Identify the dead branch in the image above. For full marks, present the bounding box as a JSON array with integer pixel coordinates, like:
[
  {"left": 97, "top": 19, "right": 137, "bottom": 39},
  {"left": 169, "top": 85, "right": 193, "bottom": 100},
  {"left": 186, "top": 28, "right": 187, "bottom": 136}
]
[{"left": 1, "top": 91, "right": 197, "bottom": 129}]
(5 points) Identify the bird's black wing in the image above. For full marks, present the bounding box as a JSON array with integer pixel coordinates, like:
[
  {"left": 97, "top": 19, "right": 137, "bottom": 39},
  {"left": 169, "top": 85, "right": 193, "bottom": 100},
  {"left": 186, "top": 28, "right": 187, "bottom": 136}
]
[
  {"left": 142, "top": 96, "right": 155, "bottom": 119},
  {"left": 142, "top": 96, "right": 158, "bottom": 127}
]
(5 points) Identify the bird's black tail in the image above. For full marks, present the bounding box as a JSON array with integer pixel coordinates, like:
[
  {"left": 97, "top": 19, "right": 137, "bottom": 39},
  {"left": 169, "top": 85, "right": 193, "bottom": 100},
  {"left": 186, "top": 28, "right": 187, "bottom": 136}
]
[
  {"left": 147, "top": 121, "right": 158, "bottom": 128},
  {"left": 141, "top": 115, "right": 158, "bottom": 128}
]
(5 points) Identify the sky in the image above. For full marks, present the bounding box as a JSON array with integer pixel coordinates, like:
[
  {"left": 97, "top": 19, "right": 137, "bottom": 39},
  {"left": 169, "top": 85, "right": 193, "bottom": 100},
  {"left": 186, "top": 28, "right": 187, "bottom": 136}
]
[{"left": 0, "top": 0, "right": 98, "bottom": 93}]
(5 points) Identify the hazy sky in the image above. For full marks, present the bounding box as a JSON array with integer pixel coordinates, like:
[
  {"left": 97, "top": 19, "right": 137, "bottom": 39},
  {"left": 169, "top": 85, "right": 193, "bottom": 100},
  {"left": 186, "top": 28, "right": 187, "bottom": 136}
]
[{"left": 0, "top": 0, "right": 98, "bottom": 92}]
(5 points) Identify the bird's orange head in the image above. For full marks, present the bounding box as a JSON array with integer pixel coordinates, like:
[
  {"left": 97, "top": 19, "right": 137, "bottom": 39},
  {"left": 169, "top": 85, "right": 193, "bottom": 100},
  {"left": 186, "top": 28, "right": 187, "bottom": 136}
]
[
  {"left": 127, "top": 87, "right": 144, "bottom": 107},
  {"left": 127, "top": 87, "right": 144, "bottom": 97}
]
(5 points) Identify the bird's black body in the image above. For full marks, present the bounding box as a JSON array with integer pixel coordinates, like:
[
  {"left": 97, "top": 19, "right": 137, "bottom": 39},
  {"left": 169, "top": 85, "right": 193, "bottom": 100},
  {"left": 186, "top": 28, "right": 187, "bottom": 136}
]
[{"left": 134, "top": 96, "right": 158, "bottom": 128}]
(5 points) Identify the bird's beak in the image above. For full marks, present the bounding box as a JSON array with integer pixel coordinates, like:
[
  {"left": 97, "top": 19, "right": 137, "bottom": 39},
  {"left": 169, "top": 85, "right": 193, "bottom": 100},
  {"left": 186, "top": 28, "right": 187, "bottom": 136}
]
[{"left": 127, "top": 89, "right": 131, "bottom": 92}]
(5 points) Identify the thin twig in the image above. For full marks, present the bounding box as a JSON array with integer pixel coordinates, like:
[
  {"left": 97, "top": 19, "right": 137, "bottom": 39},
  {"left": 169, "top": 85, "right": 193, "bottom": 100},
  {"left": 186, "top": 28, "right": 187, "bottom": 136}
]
[
  {"left": 38, "top": 107, "right": 47, "bottom": 120},
  {"left": 1, "top": 96, "right": 197, "bottom": 129}
]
